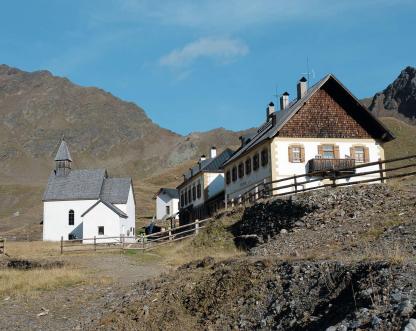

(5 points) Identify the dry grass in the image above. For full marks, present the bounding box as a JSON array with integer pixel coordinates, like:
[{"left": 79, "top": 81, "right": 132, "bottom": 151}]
[
  {"left": 1, "top": 241, "right": 113, "bottom": 298},
  {"left": 4, "top": 241, "right": 61, "bottom": 259},
  {"left": 0, "top": 266, "right": 86, "bottom": 298}
]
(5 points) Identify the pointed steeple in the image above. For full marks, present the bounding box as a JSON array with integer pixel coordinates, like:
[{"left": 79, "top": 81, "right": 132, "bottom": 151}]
[
  {"left": 54, "top": 139, "right": 72, "bottom": 162},
  {"left": 54, "top": 138, "right": 72, "bottom": 176}
]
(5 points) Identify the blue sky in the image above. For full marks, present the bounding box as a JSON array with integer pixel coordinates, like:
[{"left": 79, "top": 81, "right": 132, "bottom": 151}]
[{"left": 1, "top": 0, "right": 415, "bottom": 135}]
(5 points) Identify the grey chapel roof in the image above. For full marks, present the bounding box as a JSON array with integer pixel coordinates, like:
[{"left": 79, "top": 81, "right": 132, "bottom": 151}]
[
  {"left": 224, "top": 74, "right": 395, "bottom": 166},
  {"left": 43, "top": 169, "right": 132, "bottom": 204},
  {"left": 43, "top": 169, "right": 107, "bottom": 201},
  {"left": 54, "top": 140, "right": 72, "bottom": 161},
  {"left": 100, "top": 178, "right": 132, "bottom": 204}
]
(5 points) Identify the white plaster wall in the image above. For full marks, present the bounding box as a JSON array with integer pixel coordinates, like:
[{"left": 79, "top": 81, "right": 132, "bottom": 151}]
[
  {"left": 120, "top": 186, "right": 136, "bottom": 242},
  {"left": 82, "top": 202, "right": 121, "bottom": 244},
  {"left": 206, "top": 173, "right": 225, "bottom": 199},
  {"left": 156, "top": 194, "right": 179, "bottom": 220},
  {"left": 43, "top": 200, "right": 97, "bottom": 241},
  {"left": 224, "top": 144, "right": 272, "bottom": 201},
  {"left": 273, "top": 138, "right": 384, "bottom": 194}
]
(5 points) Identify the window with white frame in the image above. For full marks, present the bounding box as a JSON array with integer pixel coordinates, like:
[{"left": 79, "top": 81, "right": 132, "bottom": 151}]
[
  {"left": 354, "top": 146, "right": 365, "bottom": 163},
  {"left": 322, "top": 145, "right": 335, "bottom": 159},
  {"left": 292, "top": 147, "right": 301, "bottom": 162}
]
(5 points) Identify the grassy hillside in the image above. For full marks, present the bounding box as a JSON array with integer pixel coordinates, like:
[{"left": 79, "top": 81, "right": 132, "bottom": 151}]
[{"left": 381, "top": 117, "right": 416, "bottom": 159}]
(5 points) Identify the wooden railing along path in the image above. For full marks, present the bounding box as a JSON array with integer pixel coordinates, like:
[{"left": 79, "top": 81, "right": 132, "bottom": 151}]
[
  {"left": 56, "top": 153, "right": 416, "bottom": 254},
  {"left": 60, "top": 218, "right": 210, "bottom": 254},
  {"left": 225, "top": 154, "right": 416, "bottom": 208}
]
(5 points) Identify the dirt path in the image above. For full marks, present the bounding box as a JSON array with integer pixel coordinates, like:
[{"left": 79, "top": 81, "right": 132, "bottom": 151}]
[{"left": 0, "top": 253, "right": 166, "bottom": 330}]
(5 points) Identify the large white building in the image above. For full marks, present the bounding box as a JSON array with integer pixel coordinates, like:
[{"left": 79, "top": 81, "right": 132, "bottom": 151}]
[
  {"left": 223, "top": 74, "right": 395, "bottom": 201},
  {"left": 42, "top": 139, "right": 136, "bottom": 243},
  {"left": 177, "top": 147, "right": 234, "bottom": 224}
]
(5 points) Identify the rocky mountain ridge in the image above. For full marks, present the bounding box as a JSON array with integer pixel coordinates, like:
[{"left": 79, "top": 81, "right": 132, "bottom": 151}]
[{"left": 367, "top": 66, "right": 416, "bottom": 123}]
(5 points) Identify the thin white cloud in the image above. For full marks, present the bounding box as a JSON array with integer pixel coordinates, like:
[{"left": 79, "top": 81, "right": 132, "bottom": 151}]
[
  {"left": 159, "top": 37, "right": 249, "bottom": 68},
  {"left": 96, "top": 0, "right": 411, "bottom": 31}
]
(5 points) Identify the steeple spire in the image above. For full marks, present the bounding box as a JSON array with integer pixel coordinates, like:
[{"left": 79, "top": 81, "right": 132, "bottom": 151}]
[{"left": 54, "top": 138, "right": 72, "bottom": 176}]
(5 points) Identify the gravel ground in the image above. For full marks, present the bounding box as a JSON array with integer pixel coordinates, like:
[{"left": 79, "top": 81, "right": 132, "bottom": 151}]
[{"left": 0, "top": 254, "right": 166, "bottom": 330}]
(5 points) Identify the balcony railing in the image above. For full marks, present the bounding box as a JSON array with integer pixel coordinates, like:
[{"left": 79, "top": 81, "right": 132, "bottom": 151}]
[{"left": 307, "top": 158, "right": 356, "bottom": 176}]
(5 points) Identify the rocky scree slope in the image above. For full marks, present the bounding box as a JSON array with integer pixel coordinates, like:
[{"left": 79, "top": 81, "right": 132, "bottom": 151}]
[
  {"left": 239, "top": 183, "right": 416, "bottom": 260},
  {"left": 85, "top": 182, "right": 416, "bottom": 330}
]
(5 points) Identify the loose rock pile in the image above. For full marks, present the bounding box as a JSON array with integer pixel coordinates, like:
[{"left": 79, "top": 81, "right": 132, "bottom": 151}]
[
  {"left": 237, "top": 184, "right": 416, "bottom": 258},
  {"left": 84, "top": 183, "right": 416, "bottom": 330},
  {"left": 86, "top": 258, "right": 416, "bottom": 331}
]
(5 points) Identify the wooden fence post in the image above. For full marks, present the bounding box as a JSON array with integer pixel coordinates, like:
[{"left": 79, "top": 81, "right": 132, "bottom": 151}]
[
  {"left": 60, "top": 236, "right": 63, "bottom": 255},
  {"left": 94, "top": 236, "right": 96, "bottom": 251},
  {"left": 378, "top": 159, "right": 385, "bottom": 183},
  {"left": 0, "top": 238, "right": 5, "bottom": 255},
  {"left": 195, "top": 219, "right": 200, "bottom": 235},
  {"left": 294, "top": 175, "right": 298, "bottom": 193},
  {"left": 121, "top": 234, "right": 125, "bottom": 252},
  {"left": 142, "top": 234, "right": 145, "bottom": 250},
  {"left": 254, "top": 185, "right": 259, "bottom": 201}
]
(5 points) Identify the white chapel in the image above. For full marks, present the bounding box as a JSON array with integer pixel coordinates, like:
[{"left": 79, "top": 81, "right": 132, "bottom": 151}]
[{"left": 42, "top": 139, "right": 136, "bottom": 243}]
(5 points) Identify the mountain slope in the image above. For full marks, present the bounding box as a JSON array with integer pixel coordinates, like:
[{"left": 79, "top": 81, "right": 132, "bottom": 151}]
[
  {"left": 0, "top": 64, "right": 253, "bottom": 237},
  {"left": 0, "top": 65, "right": 252, "bottom": 183}
]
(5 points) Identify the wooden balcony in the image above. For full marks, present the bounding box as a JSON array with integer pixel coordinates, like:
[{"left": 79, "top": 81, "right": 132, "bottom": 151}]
[{"left": 307, "top": 158, "right": 356, "bottom": 176}]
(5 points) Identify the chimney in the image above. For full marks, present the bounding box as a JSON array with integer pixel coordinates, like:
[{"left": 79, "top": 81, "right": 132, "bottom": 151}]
[
  {"left": 297, "top": 77, "right": 308, "bottom": 100},
  {"left": 189, "top": 168, "right": 193, "bottom": 177},
  {"left": 280, "top": 92, "right": 290, "bottom": 110},
  {"left": 210, "top": 146, "right": 217, "bottom": 158},
  {"left": 266, "top": 102, "right": 275, "bottom": 121},
  {"left": 198, "top": 155, "right": 206, "bottom": 170}
]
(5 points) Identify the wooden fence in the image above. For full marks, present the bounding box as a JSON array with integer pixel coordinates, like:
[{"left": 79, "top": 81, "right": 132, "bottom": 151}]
[
  {"left": 0, "top": 238, "right": 5, "bottom": 255},
  {"left": 61, "top": 154, "right": 416, "bottom": 254},
  {"left": 226, "top": 154, "right": 416, "bottom": 207},
  {"left": 60, "top": 218, "right": 211, "bottom": 254}
]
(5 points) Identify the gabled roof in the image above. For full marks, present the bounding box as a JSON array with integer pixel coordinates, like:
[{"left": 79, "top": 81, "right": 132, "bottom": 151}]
[
  {"left": 43, "top": 169, "right": 133, "bottom": 203},
  {"left": 181, "top": 148, "right": 234, "bottom": 183},
  {"left": 156, "top": 188, "right": 179, "bottom": 199},
  {"left": 224, "top": 74, "right": 395, "bottom": 166},
  {"left": 81, "top": 199, "right": 128, "bottom": 218},
  {"left": 54, "top": 140, "right": 72, "bottom": 161},
  {"left": 43, "top": 169, "right": 107, "bottom": 201},
  {"left": 100, "top": 178, "right": 132, "bottom": 204}
]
